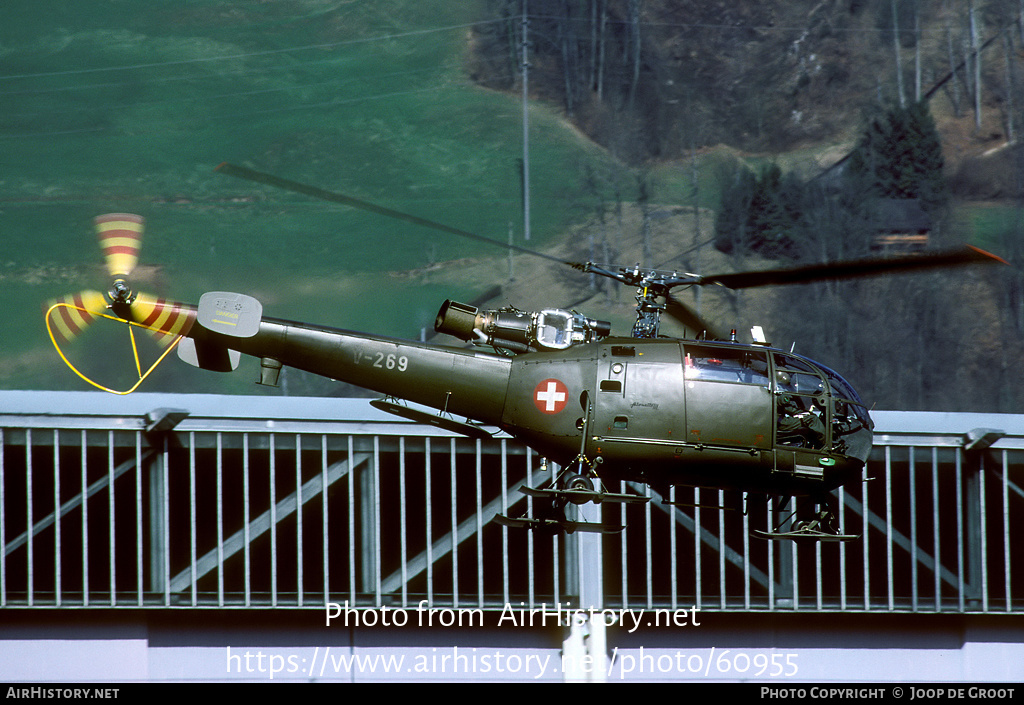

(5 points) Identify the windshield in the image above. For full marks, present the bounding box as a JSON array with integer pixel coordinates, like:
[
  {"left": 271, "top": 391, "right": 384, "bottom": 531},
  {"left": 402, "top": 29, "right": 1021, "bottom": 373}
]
[
  {"left": 773, "top": 353, "right": 874, "bottom": 463},
  {"left": 819, "top": 362, "right": 874, "bottom": 462},
  {"left": 819, "top": 363, "right": 867, "bottom": 405}
]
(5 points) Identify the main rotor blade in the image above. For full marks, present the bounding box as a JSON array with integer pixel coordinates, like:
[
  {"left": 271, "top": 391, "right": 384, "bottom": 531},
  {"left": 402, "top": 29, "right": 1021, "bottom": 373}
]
[
  {"left": 664, "top": 294, "right": 727, "bottom": 341},
  {"left": 697, "top": 246, "right": 1008, "bottom": 290},
  {"left": 216, "top": 163, "right": 577, "bottom": 267}
]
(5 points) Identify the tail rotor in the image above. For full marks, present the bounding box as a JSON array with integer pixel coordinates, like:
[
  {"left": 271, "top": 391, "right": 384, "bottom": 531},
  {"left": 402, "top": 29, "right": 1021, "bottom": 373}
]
[{"left": 44, "top": 214, "right": 195, "bottom": 393}]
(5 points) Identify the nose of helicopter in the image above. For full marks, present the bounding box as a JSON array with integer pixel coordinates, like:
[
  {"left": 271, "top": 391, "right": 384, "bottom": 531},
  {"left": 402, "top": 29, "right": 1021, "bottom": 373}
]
[{"left": 816, "top": 363, "right": 874, "bottom": 464}]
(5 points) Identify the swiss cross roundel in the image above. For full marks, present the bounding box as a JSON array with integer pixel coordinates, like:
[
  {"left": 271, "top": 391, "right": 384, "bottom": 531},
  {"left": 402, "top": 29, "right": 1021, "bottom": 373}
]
[{"left": 533, "top": 378, "right": 569, "bottom": 415}]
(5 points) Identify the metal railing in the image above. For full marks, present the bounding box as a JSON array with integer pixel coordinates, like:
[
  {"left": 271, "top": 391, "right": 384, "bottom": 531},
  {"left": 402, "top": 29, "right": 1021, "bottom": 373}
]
[
  {"left": 1, "top": 394, "right": 1020, "bottom": 612},
  {"left": 606, "top": 441, "right": 1022, "bottom": 613}
]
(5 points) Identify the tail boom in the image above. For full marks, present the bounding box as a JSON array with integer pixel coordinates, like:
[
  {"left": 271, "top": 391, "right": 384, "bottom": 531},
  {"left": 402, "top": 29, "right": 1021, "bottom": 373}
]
[{"left": 186, "top": 316, "right": 512, "bottom": 426}]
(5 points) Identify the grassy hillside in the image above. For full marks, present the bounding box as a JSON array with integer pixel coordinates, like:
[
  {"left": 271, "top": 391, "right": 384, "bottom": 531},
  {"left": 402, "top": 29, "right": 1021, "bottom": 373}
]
[
  {"left": 0, "top": 0, "right": 622, "bottom": 392},
  {"left": 3, "top": 1, "right": 1021, "bottom": 411}
]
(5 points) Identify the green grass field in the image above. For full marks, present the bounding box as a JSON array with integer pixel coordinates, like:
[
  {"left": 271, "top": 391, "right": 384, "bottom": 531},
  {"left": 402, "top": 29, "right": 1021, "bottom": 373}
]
[{"left": 0, "top": 0, "right": 626, "bottom": 392}]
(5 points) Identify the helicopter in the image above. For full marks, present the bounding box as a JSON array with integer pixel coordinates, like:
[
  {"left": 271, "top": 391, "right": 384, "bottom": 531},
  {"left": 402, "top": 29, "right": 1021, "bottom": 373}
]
[{"left": 45, "top": 163, "right": 1009, "bottom": 540}]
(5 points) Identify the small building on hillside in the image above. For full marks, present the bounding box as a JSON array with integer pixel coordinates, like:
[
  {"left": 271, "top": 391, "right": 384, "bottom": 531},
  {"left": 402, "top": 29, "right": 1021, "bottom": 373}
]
[{"left": 869, "top": 198, "right": 932, "bottom": 253}]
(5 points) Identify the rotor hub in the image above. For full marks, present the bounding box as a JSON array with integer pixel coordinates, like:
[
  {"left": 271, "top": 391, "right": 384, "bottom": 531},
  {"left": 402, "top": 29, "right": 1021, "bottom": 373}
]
[{"left": 109, "top": 278, "right": 136, "bottom": 305}]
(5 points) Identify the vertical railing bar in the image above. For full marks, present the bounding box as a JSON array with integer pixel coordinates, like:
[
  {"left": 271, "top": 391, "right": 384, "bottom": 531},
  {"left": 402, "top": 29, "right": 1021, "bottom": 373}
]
[
  {"left": 885, "top": 446, "right": 894, "bottom": 611},
  {"left": 525, "top": 452, "right": 533, "bottom": 609},
  {"left": 449, "top": 438, "right": 458, "bottom": 608},
  {"left": 980, "top": 454, "right": 988, "bottom": 612},
  {"left": 646, "top": 484, "right": 653, "bottom": 610},
  {"left": 839, "top": 486, "right": 847, "bottom": 611},
  {"left": 910, "top": 446, "right": 919, "bottom": 612},
  {"left": 694, "top": 488, "right": 701, "bottom": 611},
  {"left": 424, "top": 437, "right": 433, "bottom": 607},
  {"left": 374, "top": 436, "right": 382, "bottom": 606},
  {"left": 500, "top": 439, "right": 509, "bottom": 607},
  {"left": 347, "top": 436, "right": 356, "bottom": 606},
  {"left": 270, "top": 434, "right": 277, "bottom": 607},
  {"left": 108, "top": 431, "right": 115, "bottom": 607},
  {"left": 932, "top": 447, "right": 941, "bottom": 612},
  {"left": 550, "top": 461, "right": 559, "bottom": 606},
  {"left": 81, "top": 430, "right": 89, "bottom": 607},
  {"left": 620, "top": 480, "right": 628, "bottom": 611},
  {"left": 217, "top": 433, "right": 224, "bottom": 607},
  {"left": 159, "top": 434, "right": 167, "bottom": 606},
  {"left": 791, "top": 507, "right": 799, "bottom": 609},
  {"left": 58, "top": 429, "right": 83, "bottom": 610},
  {"left": 718, "top": 489, "right": 725, "bottom": 610},
  {"left": 321, "top": 434, "right": 329, "bottom": 605},
  {"left": 243, "top": 433, "right": 251, "bottom": 608},
  {"left": 955, "top": 450, "right": 965, "bottom": 611},
  {"left": 767, "top": 498, "right": 774, "bottom": 610},
  {"left": 815, "top": 530, "right": 823, "bottom": 611},
  {"left": 791, "top": 540, "right": 798, "bottom": 611},
  {"left": 1003, "top": 449, "right": 1011, "bottom": 613},
  {"left": 0, "top": 428, "right": 5, "bottom": 607},
  {"left": 742, "top": 492, "right": 750, "bottom": 611},
  {"left": 670, "top": 486, "right": 678, "bottom": 610},
  {"left": 53, "top": 430, "right": 61, "bottom": 607},
  {"left": 26, "top": 429, "right": 33, "bottom": 607},
  {"left": 189, "top": 433, "right": 197, "bottom": 607},
  {"left": 135, "top": 432, "right": 143, "bottom": 607},
  {"left": 161, "top": 436, "right": 170, "bottom": 607},
  {"left": 862, "top": 462, "right": 869, "bottom": 611},
  {"left": 399, "top": 437, "right": 408, "bottom": 607},
  {"left": 475, "top": 439, "right": 483, "bottom": 609},
  {"left": 296, "top": 434, "right": 303, "bottom": 608}
]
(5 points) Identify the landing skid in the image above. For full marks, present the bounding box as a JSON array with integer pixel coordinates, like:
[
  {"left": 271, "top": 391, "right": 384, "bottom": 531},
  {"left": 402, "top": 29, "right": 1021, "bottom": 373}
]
[
  {"left": 751, "top": 528, "right": 860, "bottom": 543},
  {"left": 753, "top": 499, "right": 856, "bottom": 542},
  {"left": 494, "top": 513, "right": 623, "bottom": 534},
  {"left": 495, "top": 482, "right": 649, "bottom": 533},
  {"left": 518, "top": 485, "right": 650, "bottom": 506}
]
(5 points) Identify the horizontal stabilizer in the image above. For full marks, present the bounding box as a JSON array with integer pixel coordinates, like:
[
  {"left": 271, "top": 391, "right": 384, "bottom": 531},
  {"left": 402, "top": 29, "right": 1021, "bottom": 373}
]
[
  {"left": 198, "top": 291, "right": 262, "bottom": 337},
  {"left": 177, "top": 337, "right": 241, "bottom": 372}
]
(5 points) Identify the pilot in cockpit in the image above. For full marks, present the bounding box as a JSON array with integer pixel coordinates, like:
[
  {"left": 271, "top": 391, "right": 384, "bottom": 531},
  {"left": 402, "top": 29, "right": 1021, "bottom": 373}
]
[{"left": 777, "top": 393, "right": 826, "bottom": 449}]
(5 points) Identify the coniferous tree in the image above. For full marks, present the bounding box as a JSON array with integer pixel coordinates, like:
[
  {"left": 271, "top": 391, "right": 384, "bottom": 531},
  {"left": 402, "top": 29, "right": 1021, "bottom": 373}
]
[
  {"left": 846, "top": 101, "right": 947, "bottom": 211},
  {"left": 714, "top": 163, "right": 803, "bottom": 258},
  {"left": 714, "top": 163, "right": 756, "bottom": 255}
]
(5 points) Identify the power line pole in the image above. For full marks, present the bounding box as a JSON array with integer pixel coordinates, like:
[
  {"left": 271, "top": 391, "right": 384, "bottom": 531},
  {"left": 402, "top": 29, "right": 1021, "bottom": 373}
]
[{"left": 521, "top": 0, "right": 531, "bottom": 242}]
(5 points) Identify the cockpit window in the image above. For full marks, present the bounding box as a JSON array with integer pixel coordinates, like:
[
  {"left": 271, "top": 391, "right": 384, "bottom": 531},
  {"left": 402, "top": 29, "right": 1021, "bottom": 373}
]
[
  {"left": 775, "top": 371, "right": 826, "bottom": 395},
  {"left": 773, "top": 353, "right": 818, "bottom": 374},
  {"left": 684, "top": 346, "right": 770, "bottom": 386},
  {"left": 832, "top": 399, "right": 873, "bottom": 461},
  {"left": 771, "top": 354, "right": 820, "bottom": 394}
]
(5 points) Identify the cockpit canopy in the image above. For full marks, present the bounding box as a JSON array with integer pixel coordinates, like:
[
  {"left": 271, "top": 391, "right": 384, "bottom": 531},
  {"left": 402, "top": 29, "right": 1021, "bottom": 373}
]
[{"left": 683, "top": 343, "right": 874, "bottom": 463}]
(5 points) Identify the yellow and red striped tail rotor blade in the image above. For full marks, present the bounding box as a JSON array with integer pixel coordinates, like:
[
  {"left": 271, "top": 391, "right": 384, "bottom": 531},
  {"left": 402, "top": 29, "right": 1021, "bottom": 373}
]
[
  {"left": 45, "top": 290, "right": 109, "bottom": 344},
  {"left": 95, "top": 213, "right": 143, "bottom": 278},
  {"left": 129, "top": 293, "right": 196, "bottom": 345}
]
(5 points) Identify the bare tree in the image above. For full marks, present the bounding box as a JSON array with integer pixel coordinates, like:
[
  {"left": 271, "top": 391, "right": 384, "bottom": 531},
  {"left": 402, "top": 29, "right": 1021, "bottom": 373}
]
[
  {"left": 968, "top": 0, "right": 983, "bottom": 130},
  {"left": 627, "top": 0, "right": 642, "bottom": 110},
  {"left": 892, "top": 0, "right": 907, "bottom": 106}
]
